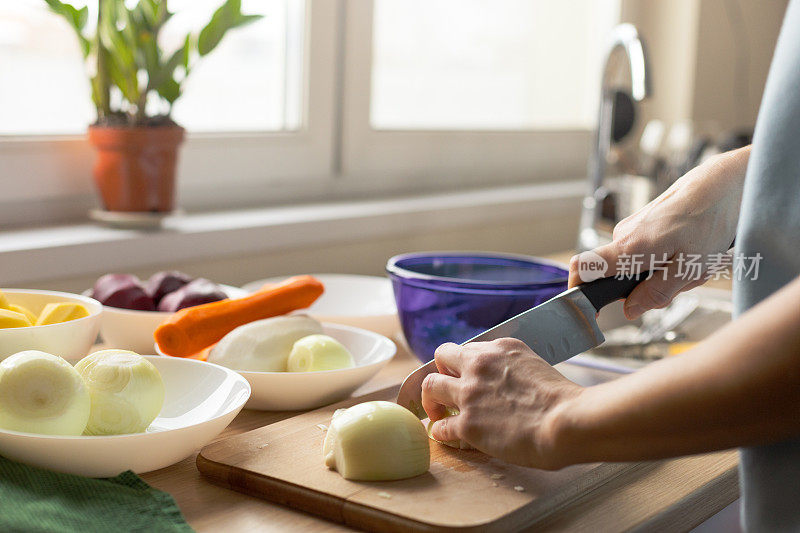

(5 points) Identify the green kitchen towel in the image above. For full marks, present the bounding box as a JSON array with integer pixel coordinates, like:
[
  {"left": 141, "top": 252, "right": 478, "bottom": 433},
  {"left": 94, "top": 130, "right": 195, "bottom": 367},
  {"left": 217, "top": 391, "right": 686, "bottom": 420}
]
[{"left": 0, "top": 455, "right": 193, "bottom": 533}]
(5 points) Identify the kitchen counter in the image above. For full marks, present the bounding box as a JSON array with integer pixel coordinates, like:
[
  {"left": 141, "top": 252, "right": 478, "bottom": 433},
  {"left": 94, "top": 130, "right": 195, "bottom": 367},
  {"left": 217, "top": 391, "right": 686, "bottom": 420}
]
[{"left": 141, "top": 252, "right": 739, "bottom": 531}]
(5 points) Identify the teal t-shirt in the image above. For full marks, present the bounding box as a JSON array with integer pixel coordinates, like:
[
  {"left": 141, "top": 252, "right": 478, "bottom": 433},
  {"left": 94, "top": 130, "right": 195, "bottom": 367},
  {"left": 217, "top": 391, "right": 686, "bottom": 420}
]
[{"left": 734, "top": 0, "right": 800, "bottom": 530}]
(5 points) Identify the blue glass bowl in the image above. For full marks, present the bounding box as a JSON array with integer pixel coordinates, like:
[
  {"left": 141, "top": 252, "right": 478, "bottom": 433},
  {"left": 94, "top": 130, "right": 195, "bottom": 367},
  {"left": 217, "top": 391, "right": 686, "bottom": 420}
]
[{"left": 386, "top": 252, "right": 568, "bottom": 362}]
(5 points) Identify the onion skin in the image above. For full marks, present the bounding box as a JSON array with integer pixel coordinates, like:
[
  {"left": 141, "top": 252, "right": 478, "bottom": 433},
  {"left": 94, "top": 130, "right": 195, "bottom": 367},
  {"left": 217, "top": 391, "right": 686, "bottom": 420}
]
[
  {"left": 0, "top": 350, "right": 90, "bottom": 435},
  {"left": 75, "top": 350, "right": 164, "bottom": 436},
  {"left": 323, "top": 401, "right": 430, "bottom": 481}
]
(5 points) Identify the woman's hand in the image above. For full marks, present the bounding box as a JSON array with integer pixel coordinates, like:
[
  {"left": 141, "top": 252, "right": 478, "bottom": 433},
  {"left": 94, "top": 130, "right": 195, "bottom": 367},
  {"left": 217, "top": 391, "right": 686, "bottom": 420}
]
[
  {"left": 421, "top": 338, "right": 582, "bottom": 469},
  {"left": 570, "top": 146, "right": 750, "bottom": 319},
  {"left": 424, "top": 280, "right": 800, "bottom": 468}
]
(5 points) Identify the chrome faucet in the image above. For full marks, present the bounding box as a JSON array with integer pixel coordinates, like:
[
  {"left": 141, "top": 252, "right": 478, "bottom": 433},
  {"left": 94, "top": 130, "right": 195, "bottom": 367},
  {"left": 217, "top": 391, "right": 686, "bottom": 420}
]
[{"left": 577, "top": 23, "right": 651, "bottom": 251}]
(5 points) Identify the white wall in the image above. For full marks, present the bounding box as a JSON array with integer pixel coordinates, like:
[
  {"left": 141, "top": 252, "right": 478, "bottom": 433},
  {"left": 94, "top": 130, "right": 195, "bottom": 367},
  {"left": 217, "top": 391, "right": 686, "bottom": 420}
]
[{"left": 621, "top": 0, "right": 787, "bottom": 134}]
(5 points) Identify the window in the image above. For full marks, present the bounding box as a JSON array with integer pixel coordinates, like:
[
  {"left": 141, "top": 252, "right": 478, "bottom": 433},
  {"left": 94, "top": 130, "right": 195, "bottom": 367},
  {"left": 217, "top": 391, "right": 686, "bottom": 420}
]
[
  {"left": 371, "top": 0, "right": 618, "bottom": 130},
  {"left": 0, "top": 0, "right": 619, "bottom": 227},
  {"left": 340, "top": 0, "right": 618, "bottom": 183},
  {"left": 0, "top": 0, "right": 305, "bottom": 135},
  {"left": 167, "top": 0, "right": 305, "bottom": 132},
  {"left": 0, "top": 1, "right": 93, "bottom": 135}
]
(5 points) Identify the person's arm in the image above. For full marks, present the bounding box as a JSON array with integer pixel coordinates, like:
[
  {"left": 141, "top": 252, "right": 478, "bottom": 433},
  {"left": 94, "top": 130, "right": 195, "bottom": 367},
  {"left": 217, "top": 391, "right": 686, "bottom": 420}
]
[
  {"left": 553, "top": 273, "right": 800, "bottom": 465},
  {"left": 570, "top": 146, "right": 750, "bottom": 319},
  {"left": 424, "top": 274, "right": 800, "bottom": 469}
]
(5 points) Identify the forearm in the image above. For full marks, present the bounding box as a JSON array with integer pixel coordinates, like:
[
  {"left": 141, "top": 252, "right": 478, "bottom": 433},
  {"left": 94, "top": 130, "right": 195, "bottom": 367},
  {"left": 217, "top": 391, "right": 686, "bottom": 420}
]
[
  {"left": 551, "top": 273, "right": 800, "bottom": 465},
  {"left": 568, "top": 146, "right": 752, "bottom": 319},
  {"left": 684, "top": 145, "right": 750, "bottom": 236}
]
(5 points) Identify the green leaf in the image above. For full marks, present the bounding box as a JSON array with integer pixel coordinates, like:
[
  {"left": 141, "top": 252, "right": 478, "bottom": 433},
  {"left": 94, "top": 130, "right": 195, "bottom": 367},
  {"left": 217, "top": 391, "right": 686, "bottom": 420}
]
[
  {"left": 44, "top": 0, "right": 89, "bottom": 30},
  {"left": 148, "top": 43, "right": 185, "bottom": 93},
  {"left": 140, "top": 32, "right": 160, "bottom": 79},
  {"left": 116, "top": 4, "right": 141, "bottom": 58},
  {"left": 233, "top": 13, "right": 262, "bottom": 28},
  {"left": 155, "top": 0, "right": 173, "bottom": 27},
  {"left": 99, "top": 23, "right": 135, "bottom": 75},
  {"left": 138, "top": 0, "right": 159, "bottom": 27},
  {"left": 98, "top": 0, "right": 140, "bottom": 107},
  {"left": 182, "top": 34, "right": 191, "bottom": 71},
  {"left": 106, "top": 52, "right": 139, "bottom": 105},
  {"left": 43, "top": 0, "right": 90, "bottom": 56},
  {"left": 197, "top": 0, "right": 262, "bottom": 56},
  {"left": 157, "top": 78, "right": 181, "bottom": 104},
  {"left": 197, "top": 0, "right": 236, "bottom": 56},
  {"left": 90, "top": 73, "right": 103, "bottom": 109}
]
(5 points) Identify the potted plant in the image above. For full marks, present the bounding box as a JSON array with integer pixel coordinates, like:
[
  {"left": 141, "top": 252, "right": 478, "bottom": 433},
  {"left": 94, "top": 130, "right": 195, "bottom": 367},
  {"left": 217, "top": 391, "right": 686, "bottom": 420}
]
[{"left": 45, "top": 0, "right": 261, "bottom": 213}]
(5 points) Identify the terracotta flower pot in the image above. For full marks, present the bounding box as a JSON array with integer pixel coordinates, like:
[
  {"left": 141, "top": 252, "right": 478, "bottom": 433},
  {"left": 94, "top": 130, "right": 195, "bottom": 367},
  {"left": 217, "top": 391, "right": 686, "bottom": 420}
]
[{"left": 88, "top": 125, "right": 185, "bottom": 213}]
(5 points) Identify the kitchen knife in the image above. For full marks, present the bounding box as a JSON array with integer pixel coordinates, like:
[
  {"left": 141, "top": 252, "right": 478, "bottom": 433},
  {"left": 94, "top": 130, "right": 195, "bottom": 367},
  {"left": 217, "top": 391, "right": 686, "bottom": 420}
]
[{"left": 396, "top": 272, "right": 648, "bottom": 418}]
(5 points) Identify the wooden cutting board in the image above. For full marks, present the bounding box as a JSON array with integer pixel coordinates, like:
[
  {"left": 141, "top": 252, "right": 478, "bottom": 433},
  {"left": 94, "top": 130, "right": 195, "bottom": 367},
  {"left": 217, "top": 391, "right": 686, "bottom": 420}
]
[{"left": 198, "top": 386, "right": 638, "bottom": 532}]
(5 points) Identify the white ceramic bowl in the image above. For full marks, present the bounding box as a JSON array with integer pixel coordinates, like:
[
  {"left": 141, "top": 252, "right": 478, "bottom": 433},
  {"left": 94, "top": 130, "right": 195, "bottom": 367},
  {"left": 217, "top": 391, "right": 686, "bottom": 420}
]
[
  {"left": 0, "top": 289, "right": 102, "bottom": 362},
  {"left": 98, "top": 284, "right": 247, "bottom": 354},
  {"left": 157, "top": 323, "right": 396, "bottom": 411},
  {"left": 242, "top": 274, "right": 399, "bottom": 337},
  {"left": 0, "top": 356, "right": 250, "bottom": 477}
]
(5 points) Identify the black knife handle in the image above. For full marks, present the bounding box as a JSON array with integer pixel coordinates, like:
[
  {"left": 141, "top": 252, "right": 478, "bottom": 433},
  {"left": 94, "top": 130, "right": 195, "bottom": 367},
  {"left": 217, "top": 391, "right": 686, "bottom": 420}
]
[
  {"left": 578, "top": 271, "right": 650, "bottom": 312},
  {"left": 577, "top": 238, "right": 736, "bottom": 313}
]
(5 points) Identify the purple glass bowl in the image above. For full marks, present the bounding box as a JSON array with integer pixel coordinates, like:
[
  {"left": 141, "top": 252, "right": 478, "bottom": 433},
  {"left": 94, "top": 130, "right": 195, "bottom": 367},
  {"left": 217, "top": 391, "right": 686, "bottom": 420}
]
[{"left": 386, "top": 252, "right": 568, "bottom": 362}]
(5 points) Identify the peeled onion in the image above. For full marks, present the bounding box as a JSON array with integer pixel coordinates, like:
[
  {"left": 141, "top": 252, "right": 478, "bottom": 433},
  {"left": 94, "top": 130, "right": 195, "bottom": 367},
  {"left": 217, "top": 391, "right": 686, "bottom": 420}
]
[
  {"left": 323, "top": 401, "right": 430, "bottom": 480},
  {"left": 208, "top": 315, "right": 323, "bottom": 372},
  {"left": 287, "top": 334, "right": 355, "bottom": 372},
  {"left": 75, "top": 350, "right": 164, "bottom": 435},
  {"left": 0, "top": 350, "right": 90, "bottom": 435}
]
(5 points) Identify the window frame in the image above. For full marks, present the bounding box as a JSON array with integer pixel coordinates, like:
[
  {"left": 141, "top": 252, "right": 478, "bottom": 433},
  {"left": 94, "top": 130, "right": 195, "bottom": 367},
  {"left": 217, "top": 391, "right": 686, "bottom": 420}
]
[
  {"left": 0, "top": 0, "right": 605, "bottom": 229},
  {"left": 0, "top": 0, "right": 339, "bottom": 228}
]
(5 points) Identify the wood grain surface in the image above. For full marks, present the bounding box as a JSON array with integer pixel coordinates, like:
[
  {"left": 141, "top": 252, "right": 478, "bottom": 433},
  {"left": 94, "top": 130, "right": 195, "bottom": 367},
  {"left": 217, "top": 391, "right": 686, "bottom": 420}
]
[
  {"left": 197, "top": 385, "right": 639, "bottom": 532},
  {"left": 138, "top": 337, "right": 738, "bottom": 532}
]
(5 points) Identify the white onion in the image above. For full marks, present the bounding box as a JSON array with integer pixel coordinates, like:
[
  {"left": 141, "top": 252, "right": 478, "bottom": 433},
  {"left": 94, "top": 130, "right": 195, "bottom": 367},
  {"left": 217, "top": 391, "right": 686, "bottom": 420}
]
[
  {"left": 208, "top": 315, "right": 323, "bottom": 372},
  {"left": 0, "top": 350, "right": 90, "bottom": 435},
  {"left": 75, "top": 350, "right": 164, "bottom": 435},
  {"left": 323, "top": 401, "right": 430, "bottom": 480},
  {"left": 287, "top": 334, "right": 355, "bottom": 372}
]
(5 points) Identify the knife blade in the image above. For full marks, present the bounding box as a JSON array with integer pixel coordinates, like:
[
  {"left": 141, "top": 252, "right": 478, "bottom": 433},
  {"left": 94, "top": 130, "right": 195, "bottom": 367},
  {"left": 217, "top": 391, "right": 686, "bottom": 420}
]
[{"left": 396, "top": 272, "right": 648, "bottom": 418}]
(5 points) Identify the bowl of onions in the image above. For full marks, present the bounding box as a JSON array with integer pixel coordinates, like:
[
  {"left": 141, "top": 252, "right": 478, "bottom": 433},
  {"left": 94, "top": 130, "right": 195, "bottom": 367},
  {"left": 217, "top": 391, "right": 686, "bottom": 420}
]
[
  {"left": 0, "top": 349, "right": 250, "bottom": 477},
  {"left": 157, "top": 317, "right": 396, "bottom": 411}
]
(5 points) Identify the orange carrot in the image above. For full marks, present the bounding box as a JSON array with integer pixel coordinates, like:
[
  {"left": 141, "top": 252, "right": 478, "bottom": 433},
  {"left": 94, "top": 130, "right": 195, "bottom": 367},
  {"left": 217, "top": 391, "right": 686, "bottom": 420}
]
[{"left": 155, "top": 275, "right": 324, "bottom": 357}]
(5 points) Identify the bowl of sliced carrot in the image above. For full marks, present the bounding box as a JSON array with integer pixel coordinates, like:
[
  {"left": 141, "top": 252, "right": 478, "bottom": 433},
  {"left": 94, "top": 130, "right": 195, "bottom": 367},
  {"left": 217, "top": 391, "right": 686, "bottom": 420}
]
[{"left": 154, "top": 275, "right": 396, "bottom": 410}]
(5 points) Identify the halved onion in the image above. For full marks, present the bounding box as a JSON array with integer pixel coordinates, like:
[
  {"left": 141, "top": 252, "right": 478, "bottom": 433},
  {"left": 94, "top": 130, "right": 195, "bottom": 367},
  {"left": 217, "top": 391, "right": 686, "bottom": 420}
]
[
  {"left": 75, "top": 350, "right": 164, "bottom": 435},
  {"left": 0, "top": 350, "right": 90, "bottom": 435},
  {"left": 323, "top": 401, "right": 430, "bottom": 480}
]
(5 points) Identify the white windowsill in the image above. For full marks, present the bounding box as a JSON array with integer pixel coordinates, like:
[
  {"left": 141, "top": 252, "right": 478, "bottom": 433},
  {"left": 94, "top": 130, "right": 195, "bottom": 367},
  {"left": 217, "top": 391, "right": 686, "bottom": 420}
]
[{"left": 0, "top": 180, "right": 584, "bottom": 285}]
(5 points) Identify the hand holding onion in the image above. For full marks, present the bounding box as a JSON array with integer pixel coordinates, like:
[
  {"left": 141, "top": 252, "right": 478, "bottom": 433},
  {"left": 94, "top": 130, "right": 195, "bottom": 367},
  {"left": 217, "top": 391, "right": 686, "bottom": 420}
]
[{"left": 422, "top": 338, "right": 582, "bottom": 470}]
